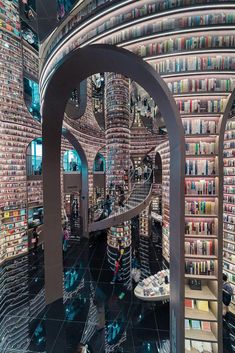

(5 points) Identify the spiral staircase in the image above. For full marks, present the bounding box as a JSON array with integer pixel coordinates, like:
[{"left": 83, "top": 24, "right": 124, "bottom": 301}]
[{"left": 88, "top": 171, "right": 153, "bottom": 232}]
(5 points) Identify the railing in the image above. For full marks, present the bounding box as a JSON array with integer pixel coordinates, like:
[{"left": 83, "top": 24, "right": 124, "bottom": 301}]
[
  {"left": 26, "top": 154, "right": 42, "bottom": 176},
  {"left": 88, "top": 171, "right": 153, "bottom": 231}
]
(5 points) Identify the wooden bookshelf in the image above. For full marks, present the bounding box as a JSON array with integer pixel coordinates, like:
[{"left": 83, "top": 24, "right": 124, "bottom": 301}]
[{"left": 223, "top": 116, "right": 235, "bottom": 298}]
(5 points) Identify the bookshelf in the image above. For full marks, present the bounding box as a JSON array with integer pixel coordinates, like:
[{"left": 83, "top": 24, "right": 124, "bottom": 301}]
[
  {"left": 153, "top": 54, "right": 235, "bottom": 75},
  {"left": 223, "top": 116, "right": 235, "bottom": 296},
  {"left": 155, "top": 141, "right": 170, "bottom": 263},
  {"left": 40, "top": 0, "right": 235, "bottom": 88}
]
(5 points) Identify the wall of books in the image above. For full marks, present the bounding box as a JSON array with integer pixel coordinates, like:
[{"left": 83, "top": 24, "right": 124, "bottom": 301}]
[{"left": 0, "top": 0, "right": 41, "bottom": 264}]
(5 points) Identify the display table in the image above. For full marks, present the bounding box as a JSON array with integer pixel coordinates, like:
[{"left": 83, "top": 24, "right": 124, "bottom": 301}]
[{"left": 134, "top": 270, "right": 170, "bottom": 302}]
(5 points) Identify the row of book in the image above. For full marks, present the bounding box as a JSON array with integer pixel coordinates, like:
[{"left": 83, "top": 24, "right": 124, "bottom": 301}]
[
  {"left": 223, "top": 195, "right": 235, "bottom": 204},
  {"left": 185, "top": 159, "right": 216, "bottom": 176},
  {"left": 224, "top": 150, "right": 235, "bottom": 158},
  {"left": 224, "top": 167, "right": 235, "bottom": 176},
  {"left": 185, "top": 298, "right": 210, "bottom": 311},
  {"left": 133, "top": 35, "right": 235, "bottom": 57},
  {"left": 185, "top": 221, "right": 215, "bottom": 235},
  {"left": 183, "top": 119, "right": 217, "bottom": 135},
  {"left": 224, "top": 242, "right": 235, "bottom": 252},
  {"left": 224, "top": 260, "right": 235, "bottom": 273},
  {"left": 185, "top": 240, "right": 215, "bottom": 255},
  {"left": 108, "top": 13, "right": 235, "bottom": 46},
  {"left": 154, "top": 55, "right": 235, "bottom": 74},
  {"left": 185, "top": 260, "right": 215, "bottom": 275},
  {"left": 224, "top": 159, "right": 235, "bottom": 167},
  {"left": 224, "top": 204, "right": 235, "bottom": 214},
  {"left": 224, "top": 131, "right": 235, "bottom": 140},
  {"left": 185, "top": 180, "right": 216, "bottom": 195},
  {"left": 224, "top": 232, "right": 235, "bottom": 242},
  {"left": 185, "top": 201, "right": 216, "bottom": 215},
  {"left": 224, "top": 176, "right": 235, "bottom": 185},
  {"left": 224, "top": 222, "right": 235, "bottom": 232},
  {"left": 224, "top": 185, "right": 235, "bottom": 194},
  {"left": 168, "top": 78, "right": 235, "bottom": 94},
  {"left": 185, "top": 141, "right": 216, "bottom": 155},
  {"left": 177, "top": 98, "right": 227, "bottom": 114},
  {"left": 185, "top": 339, "right": 213, "bottom": 353},
  {"left": 224, "top": 141, "right": 235, "bottom": 149},
  {"left": 223, "top": 213, "right": 235, "bottom": 224}
]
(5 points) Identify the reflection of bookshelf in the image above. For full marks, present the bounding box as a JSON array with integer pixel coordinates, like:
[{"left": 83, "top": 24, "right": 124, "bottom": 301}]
[
  {"left": 155, "top": 141, "right": 169, "bottom": 263},
  {"left": 223, "top": 117, "right": 235, "bottom": 300},
  {"left": 139, "top": 206, "right": 149, "bottom": 237}
]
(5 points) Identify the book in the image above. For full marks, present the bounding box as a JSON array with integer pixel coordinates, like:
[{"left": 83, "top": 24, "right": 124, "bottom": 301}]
[
  {"left": 185, "top": 299, "right": 194, "bottom": 309},
  {"left": 196, "top": 300, "right": 209, "bottom": 312},
  {"left": 185, "top": 339, "right": 191, "bottom": 350},
  {"left": 191, "top": 320, "right": 201, "bottom": 330},
  {"left": 185, "top": 319, "right": 190, "bottom": 330},
  {"left": 201, "top": 321, "right": 211, "bottom": 331}
]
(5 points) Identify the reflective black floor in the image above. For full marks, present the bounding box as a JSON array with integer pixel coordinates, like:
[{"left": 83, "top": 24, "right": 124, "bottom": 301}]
[{"left": 0, "top": 231, "right": 235, "bottom": 352}]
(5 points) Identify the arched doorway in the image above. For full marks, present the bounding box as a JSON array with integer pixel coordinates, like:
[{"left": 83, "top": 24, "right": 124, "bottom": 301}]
[{"left": 41, "top": 44, "right": 185, "bottom": 352}]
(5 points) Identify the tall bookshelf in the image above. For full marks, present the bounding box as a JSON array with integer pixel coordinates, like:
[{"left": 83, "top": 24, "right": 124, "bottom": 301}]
[
  {"left": 181, "top": 95, "right": 224, "bottom": 352},
  {"left": 223, "top": 116, "right": 235, "bottom": 297}
]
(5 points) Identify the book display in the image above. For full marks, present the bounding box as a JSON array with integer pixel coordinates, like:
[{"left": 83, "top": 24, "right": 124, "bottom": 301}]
[
  {"left": 223, "top": 116, "right": 235, "bottom": 294},
  {"left": 134, "top": 269, "right": 170, "bottom": 301}
]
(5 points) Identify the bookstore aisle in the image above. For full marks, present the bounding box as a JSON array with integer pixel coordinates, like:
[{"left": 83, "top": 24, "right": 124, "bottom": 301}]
[{"left": 0, "top": 230, "right": 234, "bottom": 353}]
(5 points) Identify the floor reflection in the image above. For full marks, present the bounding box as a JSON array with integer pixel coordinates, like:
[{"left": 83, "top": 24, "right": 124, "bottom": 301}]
[{"left": 1, "top": 231, "right": 233, "bottom": 352}]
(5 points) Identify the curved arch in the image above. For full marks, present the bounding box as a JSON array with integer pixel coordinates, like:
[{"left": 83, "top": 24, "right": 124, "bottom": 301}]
[
  {"left": 65, "top": 79, "right": 87, "bottom": 120},
  {"left": 93, "top": 152, "right": 106, "bottom": 172},
  {"left": 62, "top": 128, "right": 89, "bottom": 236},
  {"left": 42, "top": 44, "right": 185, "bottom": 351}
]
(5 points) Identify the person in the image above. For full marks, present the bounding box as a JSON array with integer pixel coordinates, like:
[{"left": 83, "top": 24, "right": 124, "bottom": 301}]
[
  {"left": 105, "top": 194, "right": 112, "bottom": 216},
  {"left": 144, "top": 165, "right": 148, "bottom": 180},
  {"left": 118, "top": 191, "right": 125, "bottom": 208},
  {"left": 32, "top": 226, "right": 40, "bottom": 254},
  {"left": 223, "top": 273, "right": 234, "bottom": 316},
  {"left": 63, "top": 225, "right": 70, "bottom": 252},
  {"left": 76, "top": 343, "right": 90, "bottom": 353},
  {"left": 137, "top": 166, "right": 142, "bottom": 181},
  {"left": 72, "top": 161, "right": 78, "bottom": 171},
  {"left": 111, "top": 258, "right": 121, "bottom": 284}
]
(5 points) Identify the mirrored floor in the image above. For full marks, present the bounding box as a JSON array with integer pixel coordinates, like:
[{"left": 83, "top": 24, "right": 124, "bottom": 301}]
[{"left": 0, "top": 232, "right": 234, "bottom": 352}]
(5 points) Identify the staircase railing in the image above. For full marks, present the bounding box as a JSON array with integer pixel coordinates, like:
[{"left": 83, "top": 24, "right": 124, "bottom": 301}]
[{"left": 88, "top": 171, "right": 153, "bottom": 232}]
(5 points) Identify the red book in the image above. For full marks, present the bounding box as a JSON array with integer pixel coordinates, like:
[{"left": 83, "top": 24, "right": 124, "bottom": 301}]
[{"left": 185, "top": 299, "right": 194, "bottom": 309}]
